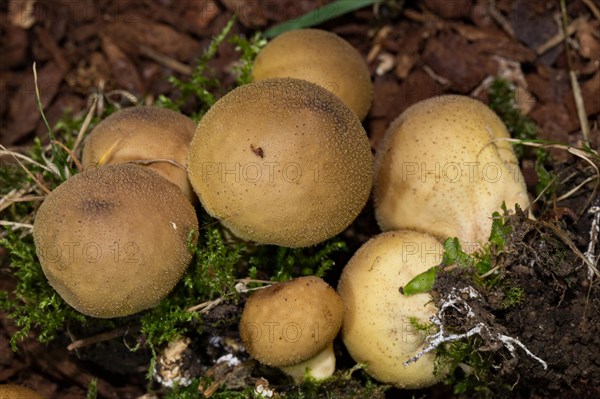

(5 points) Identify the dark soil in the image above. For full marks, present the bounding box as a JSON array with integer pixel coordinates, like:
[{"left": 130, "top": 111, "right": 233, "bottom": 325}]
[
  {"left": 1, "top": 0, "right": 600, "bottom": 398},
  {"left": 434, "top": 204, "right": 600, "bottom": 398}
]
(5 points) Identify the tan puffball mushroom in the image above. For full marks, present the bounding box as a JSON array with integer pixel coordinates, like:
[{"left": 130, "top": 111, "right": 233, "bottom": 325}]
[
  {"left": 187, "top": 78, "right": 372, "bottom": 248},
  {"left": 0, "top": 384, "right": 45, "bottom": 399},
  {"left": 33, "top": 164, "right": 199, "bottom": 318},
  {"left": 252, "top": 29, "right": 373, "bottom": 120},
  {"left": 337, "top": 230, "right": 447, "bottom": 389},
  {"left": 239, "top": 276, "right": 343, "bottom": 382},
  {"left": 374, "top": 95, "right": 530, "bottom": 252},
  {"left": 81, "top": 106, "right": 197, "bottom": 202}
]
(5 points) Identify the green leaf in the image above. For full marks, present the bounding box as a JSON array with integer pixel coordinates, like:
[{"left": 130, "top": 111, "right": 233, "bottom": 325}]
[
  {"left": 475, "top": 258, "right": 492, "bottom": 275},
  {"left": 442, "top": 238, "right": 472, "bottom": 268},
  {"left": 401, "top": 266, "right": 438, "bottom": 296},
  {"left": 534, "top": 148, "right": 557, "bottom": 197},
  {"left": 488, "top": 209, "right": 511, "bottom": 249},
  {"left": 264, "top": 0, "right": 380, "bottom": 38}
]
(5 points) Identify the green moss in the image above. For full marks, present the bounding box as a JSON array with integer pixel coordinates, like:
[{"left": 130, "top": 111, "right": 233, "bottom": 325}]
[
  {"left": 156, "top": 17, "right": 235, "bottom": 119},
  {"left": 85, "top": 378, "right": 98, "bottom": 399},
  {"left": 248, "top": 238, "right": 347, "bottom": 282},
  {"left": 487, "top": 77, "right": 558, "bottom": 198},
  {"left": 502, "top": 286, "right": 525, "bottom": 309},
  {"left": 488, "top": 77, "right": 537, "bottom": 159},
  {"left": 156, "top": 16, "right": 266, "bottom": 119},
  {"left": 230, "top": 32, "right": 267, "bottom": 86},
  {"left": 436, "top": 337, "right": 493, "bottom": 397},
  {"left": 409, "top": 317, "right": 437, "bottom": 335},
  {"left": 0, "top": 230, "right": 87, "bottom": 350}
]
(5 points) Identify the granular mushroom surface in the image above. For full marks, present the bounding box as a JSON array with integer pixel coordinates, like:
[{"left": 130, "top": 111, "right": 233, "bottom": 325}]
[
  {"left": 188, "top": 78, "right": 372, "bottom": 248},
  {"left": 33, "top": 164, "right": 198, "bottom": 318}
]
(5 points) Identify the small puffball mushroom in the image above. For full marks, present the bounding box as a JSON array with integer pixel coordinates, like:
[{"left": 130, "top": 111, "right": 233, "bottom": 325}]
[
  {"left": 33, "top": 164, "right": 198, "bottom": 318},
  {"left": 187, "top": 78, "right": 373, "bottom": 248},
  {"left": 239, "top": 276, "right": 343, "bottom": 382},
  {"left": 374, "top": 95, "right": 530, "bottom": 251},
  {"left": 337, "top": 230, "right": 447, "bottom": 389},
  {"left": 252, "top": 29, "right": 373, "bottom": 120},
  {"left": 0, "top": 384, "right": 45, "bottom": 399},
  {"left": 81, "top": 106, "right": 197, "bottom": 202}
]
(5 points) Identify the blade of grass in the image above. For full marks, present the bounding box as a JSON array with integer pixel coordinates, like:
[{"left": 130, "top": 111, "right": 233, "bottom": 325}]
[
  {"left": 33, "top": 62, "right": 67, "bottom": 180},
  {"left": 33, "top": 62, "right": 54, "bottom": 138},
  {"left": 264, "top": 0, "right": 380, "bottom": 38},
  {"left": 560, "top": 0, "right": 591, "bottom": 145}
]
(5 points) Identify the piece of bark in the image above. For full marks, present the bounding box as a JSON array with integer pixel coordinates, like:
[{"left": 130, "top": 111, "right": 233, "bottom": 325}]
[
  {"left": 220, "top": 0, "right": 267, "bottom": 28},
  {"left": 34, "top": 26, "right": 71, "bottom": 74},
  {"left": 1, "top": 63, "right": 64, "bottom": 145},
  {"left": 103, "top": 19, "right": 202, "bottom": 63},
  {"left": 530, "top": 103, "right": 579, "bottom": 161},
  {"left": 422, "top": 0, "right": 473, "bottom": 19},
  {"left": 100, "top": 34, "right": 144, "bottom": 95},
  {"left": 564, "top": 71, "right": 600, "bottom": 120},
  {"left": 526, "top": 68, "right": 570, "bottom": 105},
  {"left": 423, "top": 31, "right": 498, "bottom": 93},
  {"left": 0, "top": 25, "right": 28, "bottom": 70}
]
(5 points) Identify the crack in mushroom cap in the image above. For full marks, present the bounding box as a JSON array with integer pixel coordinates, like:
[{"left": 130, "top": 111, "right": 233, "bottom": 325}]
[
  {"left": 81, "top": 106, "right": 197, "bottom": 202},
  {"left": 187, "top": 78, "right": 373, "bottom": 248},
  {"left": 33, "top": 164, "right": 199, "bottom": 318},
  {"left": 239, "top": 276, "right": 343, "bottom": 368},
  {"left": 252, "top": 29, "right": 373, "bottom": 120},
  {"left": 374, "top": 95, "right": 530, "bottom": 250}
]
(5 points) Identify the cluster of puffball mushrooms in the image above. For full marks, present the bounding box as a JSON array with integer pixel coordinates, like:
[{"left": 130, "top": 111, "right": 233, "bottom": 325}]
[{"left": 30, "top": 28, "right": 530, "bottom": 390}]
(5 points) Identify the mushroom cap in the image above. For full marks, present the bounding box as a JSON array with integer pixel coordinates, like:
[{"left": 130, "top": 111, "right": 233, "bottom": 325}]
[
  {"left": 81, "top": 106, "right": 197, "bottom": 202},
  {"left": 374, "top": 95, "right": 530, "bottom": 250},
  {"left": 252, "top": 29, "right": 373, "bottom": 120},
  {"left": 239, "top": 276, "right": 343, "bottom": 368},
  {"left": 187, "top": 78, "right": 373, "bottom": 248},
  {"left": 0, "top": 384, "right": 45, "bottom": 399},
  {"left": 337, "top": 230, "right": 446, "bottom": 389},
  {"left": 33, "top": 164, "right": 199, "bottom": 318}
]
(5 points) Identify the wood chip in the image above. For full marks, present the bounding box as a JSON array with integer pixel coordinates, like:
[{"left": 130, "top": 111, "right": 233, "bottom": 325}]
[
  {"left": 395, "top": 53, "right": 418, "bottom": 80},
  {"left": 8, "top": 0, "right": 36, "bottom": 29},
  {"left": 376, "top": 53, "right": 395, "bottom": 76}
]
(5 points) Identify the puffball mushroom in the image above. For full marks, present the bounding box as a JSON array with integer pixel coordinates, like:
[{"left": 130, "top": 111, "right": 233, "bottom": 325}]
[
  {"left": 33, "top": 164, "right": 198, "bottom": 318},
  {"left": 0, "top": 384, "right": 45, "bottom": 399},
  {"left": 337, "top": 230, "right": 446, "bottom": 389},
  {"left": 187, "top": 78, "right": 373, "bottom": 248},
  {"left": 81, "top": 106, "right": 197, "bottom": 202},
  {"left": 374, "top": 95, "right": 530, "bottom": 251},
  {"left": 252, "top": 29, "right": 373, "bottom": 120},
  {"left": 239, "top": 276, "right": 343, "bottom": 382}
]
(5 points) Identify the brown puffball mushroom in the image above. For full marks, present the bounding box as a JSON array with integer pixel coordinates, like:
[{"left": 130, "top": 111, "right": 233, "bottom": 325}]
[
  {"left": 81, "top": 106, "right": 197, "bottom": 202},
  {"left": 33, "top": 164, "right": 198, "bottom": 318},
  {"left": 252, "top": 29, "right": 373, "bottom": 120},
  {"left": 374, "top": 95, "right": 530, "bottom": 252},
  {"left": 337, "top": 230, "right": 447, "bottom": 389},
  {"left": 187, "top": 78, "right": 373, "bottom": 248},
  {"left": 239, "top": 276, "right": 343, "bottom": 382},
  {"left": 0, "top": 384, "right": 45, "bottom": 399}
]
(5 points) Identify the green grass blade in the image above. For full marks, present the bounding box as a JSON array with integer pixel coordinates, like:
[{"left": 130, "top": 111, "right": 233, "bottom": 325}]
[
  {"left": 33, "top": 62, "right": 68, "bottom": 181},
  {"left": 264, "top": 0, "right": 380, "bottom": 38}
]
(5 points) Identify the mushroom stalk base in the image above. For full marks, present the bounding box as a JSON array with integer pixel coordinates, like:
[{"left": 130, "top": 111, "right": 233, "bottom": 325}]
[{"left": 279, "top": 343, "right": 336, "bottom": 383}]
